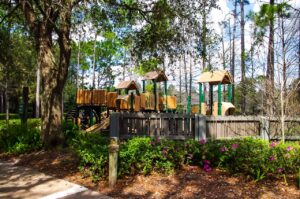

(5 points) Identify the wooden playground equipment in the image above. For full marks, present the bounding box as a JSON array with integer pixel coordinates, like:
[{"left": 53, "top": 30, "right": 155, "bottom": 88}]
[
  {"left": 192, "top": 70, "right": 235, "bottom": 116},
  {"left": 66, "top": 70, "right": 177, "bottom": 131},
  {"left": 67, "top": 70, "right": 235, "bottom": 131}
]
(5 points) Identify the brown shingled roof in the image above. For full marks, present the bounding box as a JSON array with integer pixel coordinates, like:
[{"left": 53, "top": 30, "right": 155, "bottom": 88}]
[
  {"left": 116, "top": 80, "right": 139, "bottom": 90},
  {"left": 197, "top": 70, "right": 233, "bottom": 85},
  {"left": 142, "top": 71, "right": 168, "bottom": 82}
]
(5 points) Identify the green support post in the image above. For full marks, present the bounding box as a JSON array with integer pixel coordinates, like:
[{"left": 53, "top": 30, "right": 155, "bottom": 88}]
[
  {"left": 199, "top": 83, "right": 202, "bottom": 114},
  {"left": 130, "top": 92, "right": 134, "bottom": 112},
  {"left": 153, "top": 80, "right": 157, "bottom": 111},
  {"left": 164, "top": 81, "right": 168, "bottom": 112},
  {"left": 142, "top": 80, "right": 145, "bottom": 93},
  {"left": 187, "top": 96, "right": 191, "bottom": 114},
  {"left": 228, "top": 84, "right": 232, "bottom": 103},
  {"left": 125, "top": 89, "right": 128, "bottom": 95},
  {"left": 209, "top": 84, "right": 213, "bottom": 115},
  {"left": 218, "top": 83, "right": 222, "bottom": 116}
]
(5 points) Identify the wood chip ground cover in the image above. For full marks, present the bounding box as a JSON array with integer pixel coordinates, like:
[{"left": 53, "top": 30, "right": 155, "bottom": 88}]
[{"left": 1, "top": 150, "right": 299, "bottom": 199}]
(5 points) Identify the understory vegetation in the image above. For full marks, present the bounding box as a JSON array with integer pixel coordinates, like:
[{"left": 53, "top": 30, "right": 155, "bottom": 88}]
[
  {"left": 0, "top": 119, "right": 42, "bottom": 154},
  {"left": 1, "top": 121, "right": 299, "bottom": 184},
  {"left": 70, "top": 132, "right": 300, "bottom": 183}
]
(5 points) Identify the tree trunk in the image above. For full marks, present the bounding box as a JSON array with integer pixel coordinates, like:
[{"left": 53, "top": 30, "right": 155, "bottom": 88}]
[
  {"left": 184, "top": 52, "right": 188, "bottom": 104},
  {"left": 179, "top": 58, "right": 182, "bottom": 105},
  {"left": 231, "top": 0, "right": 237, "bottom": 104},
  {"left": 77, "top": 33, "right": 81, "bottom": 89},
  {"left": 36, "top": 62, "right": 40, "bottom": 118},
  {"left": 240, "top": 0, "right": 246, "bottom": 113},
  {"left": 20, "top": 1, "right": 72, "bottom": 148},
  {"left": 266, "top": 0, "right": 275, "bottom": 116},
  {"left": 92, "top": 32, "right": 97, "bottom": 89},
  {"left": 201, "top": 1, "right": 207, "bottom": 70},
  {"left": 5, "top": 80, "right": 9, "bottom": 123}
]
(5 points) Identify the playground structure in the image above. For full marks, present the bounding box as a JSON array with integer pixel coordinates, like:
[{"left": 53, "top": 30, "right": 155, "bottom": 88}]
[
  {"left": 193, "top": 70, "right": 235, "bottom": 116},
  {"left": 67, "top": 70, "right": 235, "bottom": 131}
]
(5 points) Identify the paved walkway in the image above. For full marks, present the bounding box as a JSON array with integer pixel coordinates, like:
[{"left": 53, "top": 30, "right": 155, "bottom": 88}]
[{"left": 0, "top": 161, "right": 111, "bottom": 199}]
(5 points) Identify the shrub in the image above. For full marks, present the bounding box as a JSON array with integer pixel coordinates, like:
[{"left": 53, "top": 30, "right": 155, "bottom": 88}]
[
  {"left": 70, "top": 135, "right": 300, "bottom": 182},
  {"left": 70, "top": 132, "right": 109, "bottom": 182},
  {"left": 0, "top": 119, "right": 42, "bottom": 154},
  {"left": 119, "top": 137, "right": 186, "bottom": 176}
]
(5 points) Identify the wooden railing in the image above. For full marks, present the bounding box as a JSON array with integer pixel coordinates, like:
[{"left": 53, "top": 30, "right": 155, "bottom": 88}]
[{"left": 110, "top": 112, "right": 300, "bottom": 140}]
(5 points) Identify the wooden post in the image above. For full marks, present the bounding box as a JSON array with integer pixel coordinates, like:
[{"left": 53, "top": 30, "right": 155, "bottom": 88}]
[
  {"left": 199, "top": 115, "right": 207, "bottom": 140},
  {"left": 218, "top": 83, "right": 222, "bottom": 116},
  {"left": 109, "top": 137, "right": 119, "bottom": 188},
  {"left": 260, "top": 116, "right": 270, "bottom": 141}
]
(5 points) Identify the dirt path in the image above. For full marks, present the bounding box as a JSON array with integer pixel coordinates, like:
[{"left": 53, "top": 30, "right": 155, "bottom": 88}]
[{"left": 0, "top": 160, "right": 110, "bottom": 199}]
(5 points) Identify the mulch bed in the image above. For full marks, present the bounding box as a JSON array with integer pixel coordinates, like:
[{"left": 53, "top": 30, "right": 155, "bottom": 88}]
[{"left": 1, "top": 150, "right": 299, "bottom": 199}]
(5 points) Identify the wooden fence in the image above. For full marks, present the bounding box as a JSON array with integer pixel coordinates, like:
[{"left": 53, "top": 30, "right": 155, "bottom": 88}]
[{"left": 110, "top": 112, "right": 300, "bottom": 140}]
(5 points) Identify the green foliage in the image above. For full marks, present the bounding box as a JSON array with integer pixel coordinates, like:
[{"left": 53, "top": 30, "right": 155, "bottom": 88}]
[
  {"left": 135, "top": 58, "right": 161, "bottom": 76},
  {"left": 119, "top": 137, "right": 186, "bottom": 176},
  {"left": 0, "top": 119, "right": 42, "bottom": 154},
  {"left": 68, "top": 134, "right": 300, "bottom": 182},
  {"left": 69, "top": 132, "right": 109, "bottom": 182}
]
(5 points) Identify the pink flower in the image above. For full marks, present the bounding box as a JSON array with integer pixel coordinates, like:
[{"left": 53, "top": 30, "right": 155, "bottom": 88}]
[
  {"left": 150, "top": 141, "right": 155, "bottom": 146},
  {"left": 199, "top": 139, "right": 206, "bottom": 145},
  {"left": 277, "top": 168, "right": 284, "bottom": 173},
  {"left": 231, "top": 143, "right": 239, "bottom": 149},
  {"left": 187, "top": 153, "right": 193, "bottom": 160},
  {"left": 269, "top": 141, "right": 277, "bottom": 148},
  {"left": 203, "top": 160, "right": 210, "bottom": 165},
  {"left": 286, "top": 146, "right": 293, "bottom": 151},
  {"left": 220, "top": 146, "right": 228, "bottom": 152},
  {"left": 203, "top": 164, "right": 212, "bottom": 172},
  {"left": 269, "top": 156, "right": 275, "bottom": 161},
  {"left": 189, "top": 165, "right": 198, "bottom": 171},
  {"left": 156, "top": 137, "right": 161, "bottom": 143}
]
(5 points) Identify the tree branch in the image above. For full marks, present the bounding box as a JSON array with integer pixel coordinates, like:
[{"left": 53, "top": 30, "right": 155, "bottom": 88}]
[{"left": 0, "top": 3, "right": 20, "bottom": 25}]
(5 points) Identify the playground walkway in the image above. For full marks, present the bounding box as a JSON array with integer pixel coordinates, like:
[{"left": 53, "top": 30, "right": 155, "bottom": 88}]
[{"left": 0, "top": 160, "right": 111, "bottom": 199}]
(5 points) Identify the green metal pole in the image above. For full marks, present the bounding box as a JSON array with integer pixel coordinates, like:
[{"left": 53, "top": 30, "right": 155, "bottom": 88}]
[
  {"left": 218, "top": 83, "right": 222, "bottom": 116},
  {"left": 187, "top": 95, "right": 191, "bottom": 114},
  {"left": 142, "top": 80, "right": 145, "bottom": 93},
  {"left": 130, "top": 92, "right": 134, "bottom": 112},
  {"left": 153, "top": 80, "right": 157, "bottom": 111},
  {"left": 209, "top": 84, "right": 213, "bottom": 115},
  {"left": 228, "top": 84, "right": 232, "bottom": 103},
  {"left": 199, "top": 83, "right": 202, "bottom": 114},
  {"left": 164, "top": 81, "right": 168, "bottom": 112}
]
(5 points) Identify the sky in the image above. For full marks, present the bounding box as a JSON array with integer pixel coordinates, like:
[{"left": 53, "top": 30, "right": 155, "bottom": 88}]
[{"left": 85, "top": 0, "right": 300, "bottom": 93}]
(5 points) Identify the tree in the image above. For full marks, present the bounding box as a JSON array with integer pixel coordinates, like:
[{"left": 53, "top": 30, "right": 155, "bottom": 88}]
[{"left": 16, "top": 0, "right": 76, "bottom": 147}]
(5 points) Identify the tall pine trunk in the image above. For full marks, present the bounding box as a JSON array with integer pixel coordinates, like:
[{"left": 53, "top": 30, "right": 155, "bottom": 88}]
[
  {"left": 240, "top": 0, "right": 246, "bottom": 113},
  {"left": 266, "top": 0, "right": 275, "bottom": 116},
  {"left": 36, "top": 62, "right": 40, "bottom": 118},
  {"left": 231, "top": 0, "right": 237, "bottom": 104}
]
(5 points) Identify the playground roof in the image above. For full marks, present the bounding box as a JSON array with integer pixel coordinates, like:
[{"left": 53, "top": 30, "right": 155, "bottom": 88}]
[
  {"left": 197, "top": 70, "right": 233, "bottom": 85},
  {"left": 116, "top": 80, "right": 138, "bottom": 90},
  {"left": 142, "top": 71, "right": 168, "bottom": 82}
]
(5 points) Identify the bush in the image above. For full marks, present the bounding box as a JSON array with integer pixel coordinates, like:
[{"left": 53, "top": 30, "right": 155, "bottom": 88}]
[
  {"left": 69, "top": 132, "right": 109, "bottom": 182},
  {"left": 0, "top": 119, "right": 42, "bottom": 154},
  {"left": 119, "top": 137, "right": 186, "bottom": 176},
  {"left": 70, "top": 134, "right": 300, "bottom": 182}
]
